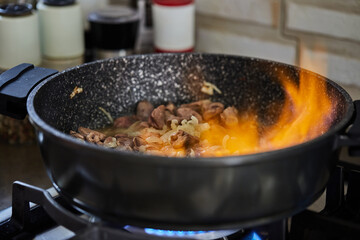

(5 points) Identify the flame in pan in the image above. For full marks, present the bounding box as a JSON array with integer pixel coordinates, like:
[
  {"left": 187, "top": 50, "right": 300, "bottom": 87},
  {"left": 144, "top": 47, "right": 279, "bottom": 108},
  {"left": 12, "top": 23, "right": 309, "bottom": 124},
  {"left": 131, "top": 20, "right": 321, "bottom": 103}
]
[
  {"left": 262, "top": 70, "right": 333, "bottom": 150},
  {"left": 200, "top": 69, "right": 335, "bottom": 156}
]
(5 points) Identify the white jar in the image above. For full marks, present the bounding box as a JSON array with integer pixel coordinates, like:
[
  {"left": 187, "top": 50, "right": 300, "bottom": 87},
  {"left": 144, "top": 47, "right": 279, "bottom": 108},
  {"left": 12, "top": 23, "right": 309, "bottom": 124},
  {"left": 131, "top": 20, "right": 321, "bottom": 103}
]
[
  {"left": 152, "top": 0, "right": 195, "bottom": 52},
  {"left": 37, "top": 0, "right": 84, "bottom": 59},
  {"left": 0, "top": 4, "right": 41, "bottom": 70}
]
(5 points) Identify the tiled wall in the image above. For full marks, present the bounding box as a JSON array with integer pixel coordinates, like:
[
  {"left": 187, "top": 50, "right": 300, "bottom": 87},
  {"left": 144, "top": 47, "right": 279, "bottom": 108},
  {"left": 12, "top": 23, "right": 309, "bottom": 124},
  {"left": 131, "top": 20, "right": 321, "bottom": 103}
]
[
  {"left": 195, "top": 0, "right": 360, "bottom": 87},
  {"left": 2, "top": 0, "right": 359, "bottom": 87}
]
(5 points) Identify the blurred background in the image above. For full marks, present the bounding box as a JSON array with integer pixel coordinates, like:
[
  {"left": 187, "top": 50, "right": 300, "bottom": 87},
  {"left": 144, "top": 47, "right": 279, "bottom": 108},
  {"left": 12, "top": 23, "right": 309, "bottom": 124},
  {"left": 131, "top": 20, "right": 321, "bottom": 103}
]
[
  {"left": 195, "top": 0, "right": 360, "bottom": 91},
  {"left": 0, "top": 0, "right": 359, "bottom": 85}
]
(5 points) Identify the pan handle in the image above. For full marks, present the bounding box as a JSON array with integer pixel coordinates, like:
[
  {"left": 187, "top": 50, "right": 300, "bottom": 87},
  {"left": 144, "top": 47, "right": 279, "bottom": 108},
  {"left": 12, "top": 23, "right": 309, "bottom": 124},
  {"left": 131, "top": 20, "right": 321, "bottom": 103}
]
[
  {"left": 0, "top": 63, "right": 58, "bottom": 119},
  {"left": 335, "top": 100, "right": 360, "bottom": 156}
]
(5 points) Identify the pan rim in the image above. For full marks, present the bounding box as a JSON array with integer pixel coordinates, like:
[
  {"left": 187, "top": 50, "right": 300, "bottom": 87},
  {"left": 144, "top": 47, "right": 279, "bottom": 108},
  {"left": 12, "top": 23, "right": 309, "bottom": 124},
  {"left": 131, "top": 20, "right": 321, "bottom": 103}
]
[{"left": 27, "top": 53, "right": 355, "bottom": 166}]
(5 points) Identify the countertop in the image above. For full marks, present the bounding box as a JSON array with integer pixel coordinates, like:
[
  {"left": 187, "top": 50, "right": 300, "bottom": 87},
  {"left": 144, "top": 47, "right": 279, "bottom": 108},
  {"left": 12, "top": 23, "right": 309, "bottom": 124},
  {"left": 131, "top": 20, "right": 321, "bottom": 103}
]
[
  {"left": 1, "top": 83, "right": 360, "bottom": 212},
  {"left": 0, "top": 143, "right": 51, "bottom": 210}
]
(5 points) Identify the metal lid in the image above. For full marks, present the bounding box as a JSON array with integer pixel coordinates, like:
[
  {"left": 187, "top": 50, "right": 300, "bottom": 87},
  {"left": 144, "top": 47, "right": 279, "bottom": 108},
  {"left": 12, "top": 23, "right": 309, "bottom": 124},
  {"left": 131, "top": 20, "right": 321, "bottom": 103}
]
[
  {"left": 0, "top": 3, "right": 33, "bottom": 17},
  {"left": 43, "top": 0, "right": 76, "bottom": 6},
  {"left": 88, "top": 6, "right": 139, "bottom": 24}
]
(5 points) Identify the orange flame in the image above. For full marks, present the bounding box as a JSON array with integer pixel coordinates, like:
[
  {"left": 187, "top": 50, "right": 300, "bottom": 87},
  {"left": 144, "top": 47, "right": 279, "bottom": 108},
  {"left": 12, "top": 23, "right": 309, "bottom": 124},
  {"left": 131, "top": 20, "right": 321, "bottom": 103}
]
[
  {"left": 262, "top": 70, "right": 333, "bottom": 150},
  {"left": 200, "top": 70, "right": 334, "bottom": 156}
]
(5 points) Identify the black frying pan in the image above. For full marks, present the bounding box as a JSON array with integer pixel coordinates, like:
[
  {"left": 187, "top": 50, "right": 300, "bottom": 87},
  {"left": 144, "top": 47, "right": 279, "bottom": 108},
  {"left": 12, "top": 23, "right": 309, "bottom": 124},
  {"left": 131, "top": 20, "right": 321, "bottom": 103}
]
[{"left": 1, "top": 53, "right": 359, "bottom": 230}]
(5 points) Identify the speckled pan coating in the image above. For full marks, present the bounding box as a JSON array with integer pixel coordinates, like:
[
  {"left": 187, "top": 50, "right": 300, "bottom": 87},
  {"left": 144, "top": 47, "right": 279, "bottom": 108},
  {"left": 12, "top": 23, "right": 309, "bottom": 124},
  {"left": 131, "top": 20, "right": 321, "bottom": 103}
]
[
  {"left": 26, "top": 53, "right": 354, "bottom": 230},
  {"left": 33, "top": 53, "right": 348, "bottom": 133}
]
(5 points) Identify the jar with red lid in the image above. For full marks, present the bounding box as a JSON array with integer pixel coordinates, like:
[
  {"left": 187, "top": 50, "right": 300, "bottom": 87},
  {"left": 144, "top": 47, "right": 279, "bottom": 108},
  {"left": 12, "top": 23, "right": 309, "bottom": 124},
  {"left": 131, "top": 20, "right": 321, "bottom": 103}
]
[{"left": 152, "top": 0, "right": 195, "bottom": 53}]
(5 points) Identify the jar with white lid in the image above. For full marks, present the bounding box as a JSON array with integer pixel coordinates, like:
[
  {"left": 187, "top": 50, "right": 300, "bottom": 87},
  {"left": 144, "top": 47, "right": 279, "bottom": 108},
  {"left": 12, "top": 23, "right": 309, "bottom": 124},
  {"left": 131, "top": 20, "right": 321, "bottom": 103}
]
[
  {"left": 37, "top": 0, "right": 84, "bottom": 60},
  {"left": 152, "top": 0, "right": 195, "bottom": 52},
  {"left": 0, "top": 3, "right": 41, "bottom": 70}
]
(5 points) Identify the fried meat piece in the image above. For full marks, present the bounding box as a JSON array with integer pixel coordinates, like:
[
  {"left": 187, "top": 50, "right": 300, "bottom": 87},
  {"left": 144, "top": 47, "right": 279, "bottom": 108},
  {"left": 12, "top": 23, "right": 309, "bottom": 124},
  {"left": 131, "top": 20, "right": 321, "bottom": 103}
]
[
  {"left": 220, "top": 107, "right": 239, "bottom": 127},
  {"left": 115, "top": 134, "right": 134, "bottom": 150},
  {"left": 103, "top": 137, "right": 117, "bottom": 148},
  {"left": 70, "top": 130, "right": 85, "bottom": 140},
  {"left": 180, "top": 99, "right": 211, "bottom": 114},
  {"left": 202, "top": 102, "right": 224, "bottom": 121},
  {"left": 77, "top": 127, "right": 106, "bottom": 144},
  {"left": 113, "top": 115, "right": 138, "bottom": 128},
  {"left": 148, "top": 105, "right": 166, "bottom": 129},
  {"left": 176, "top": 107, "right": 203, "bottom": 122},
  {"left": 170, "top": 130, "right": 199, "bottom": 149},
  {"left": 136, "top": 100, "right": 154, "bottom": 121}
]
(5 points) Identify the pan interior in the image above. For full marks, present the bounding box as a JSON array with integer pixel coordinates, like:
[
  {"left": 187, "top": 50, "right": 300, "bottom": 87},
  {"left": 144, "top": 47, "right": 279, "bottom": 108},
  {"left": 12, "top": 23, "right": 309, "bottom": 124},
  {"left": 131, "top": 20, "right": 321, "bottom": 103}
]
[{"left": 32, "top": 54, "right": 351, "bottom": 152}]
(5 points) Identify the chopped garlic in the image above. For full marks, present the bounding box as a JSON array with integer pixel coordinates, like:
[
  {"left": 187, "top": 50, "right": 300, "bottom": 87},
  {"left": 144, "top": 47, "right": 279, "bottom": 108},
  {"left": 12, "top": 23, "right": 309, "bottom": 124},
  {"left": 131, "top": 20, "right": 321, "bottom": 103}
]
[
  {"left": 171, "top": 119, "right": 179, "bottom": 130},
  {"left": 103, "top": 137, "right": 117, "bottom": 148},
  {"left": 222, "top": 135, "right": 230, "bottom": 149},
  {"left": 146, "top": 136, "right": 164, "bottom": 144},
  {"left": 189, "top": 149, "right": 195, "bottom": 157},
  {"left": 99, "top": 107, "right": 114, "bottom": 123},
  {"left": 201, "top": 81, "right": 222, "bottom": 95},
  {"left": 70, "top": 86, "right": 83, "bottom": 99}
]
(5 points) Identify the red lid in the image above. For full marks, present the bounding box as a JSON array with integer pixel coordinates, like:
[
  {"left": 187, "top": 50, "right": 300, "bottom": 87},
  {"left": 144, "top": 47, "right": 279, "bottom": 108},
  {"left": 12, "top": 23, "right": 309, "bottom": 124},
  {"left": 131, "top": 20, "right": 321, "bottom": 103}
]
[
  {"left": 153, "top": 0, "right": 194, "bottom": 7},
  {"left": 155, "top": 47, "right": 194, "bottom": 53}
]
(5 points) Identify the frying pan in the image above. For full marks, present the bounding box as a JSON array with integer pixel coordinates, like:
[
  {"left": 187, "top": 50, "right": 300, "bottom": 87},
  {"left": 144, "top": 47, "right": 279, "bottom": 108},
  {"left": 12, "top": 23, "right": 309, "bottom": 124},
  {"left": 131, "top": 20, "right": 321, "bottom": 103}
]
[{"left": 1, "top": 53, "right": 359, "bottom": 230}]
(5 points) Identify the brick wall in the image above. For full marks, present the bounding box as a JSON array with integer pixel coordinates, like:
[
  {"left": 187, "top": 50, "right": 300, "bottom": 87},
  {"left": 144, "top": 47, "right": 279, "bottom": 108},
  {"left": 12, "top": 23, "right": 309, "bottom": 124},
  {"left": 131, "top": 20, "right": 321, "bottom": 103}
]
[{"left": 195, "top": 0, "right": 360, "bottom": 87}]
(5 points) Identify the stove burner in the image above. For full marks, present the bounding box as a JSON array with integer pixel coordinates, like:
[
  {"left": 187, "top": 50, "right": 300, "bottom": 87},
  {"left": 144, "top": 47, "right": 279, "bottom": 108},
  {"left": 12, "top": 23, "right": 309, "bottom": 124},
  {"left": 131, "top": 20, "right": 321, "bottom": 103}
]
[
  {"left": 245, "top": 232, "right": 262, "bottom": 240},
  {"left": 123, "top": 225, "right": 239, "bottom": 239}
]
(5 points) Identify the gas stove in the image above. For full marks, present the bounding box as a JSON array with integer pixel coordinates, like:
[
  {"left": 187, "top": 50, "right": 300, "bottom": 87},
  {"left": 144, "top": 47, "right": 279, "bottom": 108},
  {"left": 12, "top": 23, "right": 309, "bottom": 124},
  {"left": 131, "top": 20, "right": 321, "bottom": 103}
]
[
  {"left": 0, "top": 180, "right": 285, "bottom": 240},
  {"left": 1, "top": 151, "right": 360, "bottom": 240}
]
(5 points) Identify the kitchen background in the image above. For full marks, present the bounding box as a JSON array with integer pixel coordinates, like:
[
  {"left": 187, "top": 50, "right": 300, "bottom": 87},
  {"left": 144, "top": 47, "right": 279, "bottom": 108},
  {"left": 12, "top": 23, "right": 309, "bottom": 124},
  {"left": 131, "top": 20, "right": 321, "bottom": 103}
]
[
  {"left": 0, "top": 0, "right": 360, "bottom": 210},
  {"left": 195, "top": 0, "right": 360, "bottom": 95}
]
